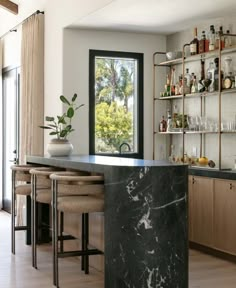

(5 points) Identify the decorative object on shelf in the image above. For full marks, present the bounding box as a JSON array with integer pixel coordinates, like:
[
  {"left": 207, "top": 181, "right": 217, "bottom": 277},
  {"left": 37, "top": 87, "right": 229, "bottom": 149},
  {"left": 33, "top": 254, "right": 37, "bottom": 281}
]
[
  {"left": 166, "top": 51, "right": 182, "bottom": 60},
  {"left": 40, "top": 93, "right": 84, "bottom": 156}
]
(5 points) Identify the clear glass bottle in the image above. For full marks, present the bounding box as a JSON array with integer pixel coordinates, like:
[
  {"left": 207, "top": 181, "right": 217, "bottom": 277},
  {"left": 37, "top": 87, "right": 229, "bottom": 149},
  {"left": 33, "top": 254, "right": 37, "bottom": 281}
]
[
  {"left": 209, "top": 25, "right": 215, "bottom": 51},
  {"left": 207, "top": 62, "right": 215, "bottom": 92},
  {"left": 167, "top": 110, "right": 172, "bottom": 132},
  {"left": 170, "top": 67, "right": 176, "bottom": 96},
  {"left": 219, "top": 26, "right": 225, "bottom": 49},
  {"left": 184, "top": 68, "right": 191, "bottom": 94},
  {"left": 215, "top": 30, "right": 220, "bottom": 50},
  {"left": 191, "top": 75, "right": 198, "bottom": 93},
  {"left": 225, "top": 30, "right": 232, "bottom": 48}
]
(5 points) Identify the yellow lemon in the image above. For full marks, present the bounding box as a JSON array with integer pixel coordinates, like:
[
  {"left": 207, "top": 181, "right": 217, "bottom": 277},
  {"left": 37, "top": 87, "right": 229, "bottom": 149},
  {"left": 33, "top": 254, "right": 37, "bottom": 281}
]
[{"left": 198, "top": 157, "right": 208, "bottom": 166}]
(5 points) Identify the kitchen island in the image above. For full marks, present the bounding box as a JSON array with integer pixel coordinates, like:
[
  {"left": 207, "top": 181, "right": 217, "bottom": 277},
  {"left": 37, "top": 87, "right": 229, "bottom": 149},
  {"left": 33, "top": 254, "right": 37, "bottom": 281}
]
[{"left": 27, "top": 155, "right": 188, "bottom": 288}]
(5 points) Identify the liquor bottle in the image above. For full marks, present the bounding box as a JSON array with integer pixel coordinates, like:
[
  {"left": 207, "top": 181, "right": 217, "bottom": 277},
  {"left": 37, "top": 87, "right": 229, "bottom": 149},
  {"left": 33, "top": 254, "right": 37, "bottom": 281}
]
[
  {"left": 184, "top": 68, "right": 191, "bottom": 87},
  {"left": 214, "top": 58, "right": 224, "bottom": 91},
  {"left": 198, "top": 60, "right": 205, "bottom": 93},
  {"left": 190, "top": 27, "right": 199, "bottom": 55},
  {"left": 165, "top": 74, "right": 171, "bottom": 96},
  {"left": 170, "top": 67, "right": 176, "bottom": 96},
  {"left": 159, "top": 116, "right": 167, "bottom": 132},
  {"left": 205, "top": 30, "right": 210, "bottom": 52},
  {"left": 190, "top": 72, "right": 195, "bottom": 92},
  {"left": 199, "top": 31, "right": 206, "bottom": 54},
  {"left": 215, "top": 30, "right": 220, "bottom": 50},
  {"left": 209, "top": 25, "right": 215, "bottom": 51},
  {"left": 178, "top": 75, "right": 183, "bottom": 95},
  {"left": 219, "top": 26, "right": 225, "bottom": 49},
  {"left": 183, "top": 68, "right": 190, "bottom": 94},
  {"left": 166, "top": 110, "right": 172, "bottom": 132},
  {"left": 207, "top": 62, "right": 215, "bottom": 92},
  {"left": 191, "top": 75, "right": 198, "bottom": 94},
  {"left": 225, "top": 30, "right": 232, "bottom": 48}
]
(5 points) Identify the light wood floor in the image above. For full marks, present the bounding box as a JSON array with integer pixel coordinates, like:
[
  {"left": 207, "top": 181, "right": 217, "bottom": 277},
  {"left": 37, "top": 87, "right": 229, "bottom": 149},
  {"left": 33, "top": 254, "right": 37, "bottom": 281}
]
[{"left": 1, "top": 211, "right": 236, "bottom": 288}]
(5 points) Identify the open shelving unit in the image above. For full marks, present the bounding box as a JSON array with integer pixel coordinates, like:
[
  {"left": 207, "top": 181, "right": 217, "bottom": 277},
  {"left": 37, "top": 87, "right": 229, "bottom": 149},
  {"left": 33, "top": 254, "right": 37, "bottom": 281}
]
[{"left": 153, "top": 36, "right": 236, "bottom": 170}]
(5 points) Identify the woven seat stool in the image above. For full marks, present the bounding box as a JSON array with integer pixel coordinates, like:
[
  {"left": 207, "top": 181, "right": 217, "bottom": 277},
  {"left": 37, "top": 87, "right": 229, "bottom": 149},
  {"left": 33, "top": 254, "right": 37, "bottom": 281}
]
[
  {"left": 11, "top": 164, "right": 39, "bottom": 255},
  {"left": 50, "top": 172, "right": 104, "bottom": 288}
]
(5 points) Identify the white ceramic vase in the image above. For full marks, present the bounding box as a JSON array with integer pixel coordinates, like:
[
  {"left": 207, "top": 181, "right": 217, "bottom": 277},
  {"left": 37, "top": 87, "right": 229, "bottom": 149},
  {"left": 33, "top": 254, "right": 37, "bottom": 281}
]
[{"left": 47, "top": 139, "right": 73, "bottom": 157}]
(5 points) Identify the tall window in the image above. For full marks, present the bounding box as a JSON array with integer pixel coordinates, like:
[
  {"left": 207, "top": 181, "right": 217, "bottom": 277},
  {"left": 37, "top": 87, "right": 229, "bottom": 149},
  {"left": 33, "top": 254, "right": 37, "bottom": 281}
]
[{"left": 89, "top": 50, "right": 143, "bottom": 158}]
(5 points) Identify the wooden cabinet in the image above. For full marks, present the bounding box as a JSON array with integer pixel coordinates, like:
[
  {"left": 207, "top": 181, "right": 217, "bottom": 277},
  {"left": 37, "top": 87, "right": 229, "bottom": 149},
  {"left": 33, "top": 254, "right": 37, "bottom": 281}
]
[
  {"left": 188, "top": 176, "right": 214, "bottom": 246},
  {"left": 214, "top": 179, "right": 236, "bottom": 256}
]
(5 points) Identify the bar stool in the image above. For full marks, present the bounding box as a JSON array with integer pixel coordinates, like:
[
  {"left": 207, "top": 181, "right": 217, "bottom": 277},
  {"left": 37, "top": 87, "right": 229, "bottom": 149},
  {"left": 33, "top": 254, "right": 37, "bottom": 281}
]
[
  {"left": 11, "top": 164, "right": 39, "bottom": 254},
  {"left": 30, "top": 167, "right": 65, "bottom": 269},
  {"left": 30, "top": 168, "right": 91, "bottom": 269},
  {"left": 50, "top": 172, "right": 104, "bottom": 288}
]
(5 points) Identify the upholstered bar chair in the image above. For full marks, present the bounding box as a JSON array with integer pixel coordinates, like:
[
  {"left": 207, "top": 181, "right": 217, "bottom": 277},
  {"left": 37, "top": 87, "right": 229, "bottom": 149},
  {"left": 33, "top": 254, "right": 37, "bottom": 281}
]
[
  {"left": 30, "top": 168, "right": 91, "bottom": 269},
  {"left": 30, "top": 167, "right": 65, "bottom": 269},
  {"left": 50, "top": 172, "right": 105, "bottom": 288},
  {"left": 11, "top": 164, "right": 39, "bottom": 255}
]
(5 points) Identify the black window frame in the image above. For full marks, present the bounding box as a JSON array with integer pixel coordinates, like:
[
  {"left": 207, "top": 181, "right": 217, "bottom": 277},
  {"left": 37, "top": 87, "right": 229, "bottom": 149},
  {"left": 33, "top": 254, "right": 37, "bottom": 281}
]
[{"left": 89, "top": 49, "right": 144, "bottom": 159}]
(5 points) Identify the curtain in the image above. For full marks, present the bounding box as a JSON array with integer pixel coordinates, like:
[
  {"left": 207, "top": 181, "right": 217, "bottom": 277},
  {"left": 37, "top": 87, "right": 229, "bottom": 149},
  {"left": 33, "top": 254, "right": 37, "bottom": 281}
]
[
  {"left": 17, "top": 13, "right": 44, "bottom": 225},
  {"left": 0, "top": 39, "right": 2, "bottom": 210},
  {"left": 20, "top": 13, "right": 44, "bottom": 164}
]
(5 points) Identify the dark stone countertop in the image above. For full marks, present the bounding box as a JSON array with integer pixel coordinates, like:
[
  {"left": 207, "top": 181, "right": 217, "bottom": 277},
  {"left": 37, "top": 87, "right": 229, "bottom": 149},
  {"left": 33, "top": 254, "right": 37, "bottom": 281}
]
[
  {"left": 27, "top": 154, "right": 186, "bottom": 172},
  {"left": 189, "top": 166, "right": 236, "bottom": 180}
]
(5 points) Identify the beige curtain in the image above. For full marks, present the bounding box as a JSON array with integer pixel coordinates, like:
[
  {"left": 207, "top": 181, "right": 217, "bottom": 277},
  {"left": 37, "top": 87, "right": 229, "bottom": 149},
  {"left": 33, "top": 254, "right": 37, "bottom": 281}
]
[
  {"left": 20, "top": 13, "right": 44, "bottom": 164},
  {"left": 0, "top": 39, "right": 2, "bottom": 210}
]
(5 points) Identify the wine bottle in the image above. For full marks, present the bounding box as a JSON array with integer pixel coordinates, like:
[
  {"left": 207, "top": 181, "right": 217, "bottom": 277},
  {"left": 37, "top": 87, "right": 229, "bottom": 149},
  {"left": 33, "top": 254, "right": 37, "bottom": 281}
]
[
  {"left": 198, "top": 60, "right": 205, "bottom": 93},
  {"left": 190, "top": 27, "right": 199, "bottom": 55}
]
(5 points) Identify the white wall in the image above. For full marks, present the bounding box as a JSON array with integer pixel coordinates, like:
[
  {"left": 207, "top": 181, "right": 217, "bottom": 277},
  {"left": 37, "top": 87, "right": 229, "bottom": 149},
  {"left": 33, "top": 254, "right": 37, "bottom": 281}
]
[
  {"left": 63, "top": 28, "right": 166, "bottom": 159},
  {"left": 0, "top": 0, "right": 115, "bottom": 148}
]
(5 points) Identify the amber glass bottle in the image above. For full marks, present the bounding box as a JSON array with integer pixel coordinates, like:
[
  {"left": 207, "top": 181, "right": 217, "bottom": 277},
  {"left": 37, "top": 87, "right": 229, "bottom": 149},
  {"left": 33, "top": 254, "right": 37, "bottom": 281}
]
[
  {"left": 199, "top": 31, "right": 206, "bottom": 54},
  {"left": 190, "top": 27, "right": 199, "bottom": 55}
]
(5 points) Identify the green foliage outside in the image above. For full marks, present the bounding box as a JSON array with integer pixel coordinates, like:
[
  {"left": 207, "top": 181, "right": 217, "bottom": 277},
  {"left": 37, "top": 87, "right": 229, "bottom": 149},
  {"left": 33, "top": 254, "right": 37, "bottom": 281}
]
[
  {"left": 95, "top": 57, "right": 135, "bottom": 153},
  {"left": 95, "top": 102, "right": 132, "bottom": 152}
]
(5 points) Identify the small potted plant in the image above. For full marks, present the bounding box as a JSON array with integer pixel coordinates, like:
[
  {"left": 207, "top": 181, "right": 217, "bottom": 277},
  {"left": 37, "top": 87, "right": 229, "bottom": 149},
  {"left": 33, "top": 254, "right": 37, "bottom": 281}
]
[{"left": 40, "top": 93, "right": 84, "bottom": 156}]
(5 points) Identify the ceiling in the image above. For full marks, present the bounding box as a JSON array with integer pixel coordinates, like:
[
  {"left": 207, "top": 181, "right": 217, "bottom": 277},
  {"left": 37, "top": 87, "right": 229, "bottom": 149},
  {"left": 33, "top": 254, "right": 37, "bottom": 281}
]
[{"left": 70, "top": 0, "right": 236, "bottom": 35}]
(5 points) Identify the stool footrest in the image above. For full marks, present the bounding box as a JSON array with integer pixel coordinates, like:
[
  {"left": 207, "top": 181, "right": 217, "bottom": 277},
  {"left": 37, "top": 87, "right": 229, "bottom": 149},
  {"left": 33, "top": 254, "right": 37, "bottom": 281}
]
[
  {"left": 58, "top": 235, "right": 76, "bottom": 241},
  {"left": 15, "top": 226, "right": 30, "bottom": 231},
  {"left": 58, "top": 249, "right": 103, "bottom": 258}
]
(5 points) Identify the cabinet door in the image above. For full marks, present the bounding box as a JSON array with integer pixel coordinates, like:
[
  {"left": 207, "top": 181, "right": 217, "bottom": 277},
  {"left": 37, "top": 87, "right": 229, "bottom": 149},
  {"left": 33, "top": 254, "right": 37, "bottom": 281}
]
[
  {"left": 190, "top": 176, "right": 214, "bottom": 246},
  {"left": 214, "top": 179, "right": 236, "bottom": 255}
]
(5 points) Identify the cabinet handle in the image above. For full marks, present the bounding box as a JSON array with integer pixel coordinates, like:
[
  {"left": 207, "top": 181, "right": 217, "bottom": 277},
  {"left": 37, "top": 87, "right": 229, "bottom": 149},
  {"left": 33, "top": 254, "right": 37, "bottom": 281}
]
[
  {"left": 192, "top": 177, "right": 195, "bottom": 184},
  {"left": 230, "top": 183, "right": 233, "bottom": 190}
]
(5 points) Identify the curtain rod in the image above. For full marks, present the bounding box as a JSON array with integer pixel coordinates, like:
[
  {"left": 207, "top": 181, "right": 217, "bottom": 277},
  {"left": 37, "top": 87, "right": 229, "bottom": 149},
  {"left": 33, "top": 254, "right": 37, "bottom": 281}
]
[{"left": 0, "top": 10, "right": 44, "bottom": 40}]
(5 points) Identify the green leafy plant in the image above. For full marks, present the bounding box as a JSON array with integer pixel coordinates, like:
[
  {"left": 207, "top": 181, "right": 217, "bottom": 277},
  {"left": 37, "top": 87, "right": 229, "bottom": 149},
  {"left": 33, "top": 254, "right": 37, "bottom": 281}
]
[{"left": 40, "top": 93, "right": 84, "bottom": 139}]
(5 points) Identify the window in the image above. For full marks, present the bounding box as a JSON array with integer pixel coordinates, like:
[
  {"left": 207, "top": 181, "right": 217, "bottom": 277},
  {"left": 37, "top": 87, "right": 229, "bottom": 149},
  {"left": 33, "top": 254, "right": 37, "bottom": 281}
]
[{"left": 89, "top": 50, "right": 143, "bottom": 158}]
